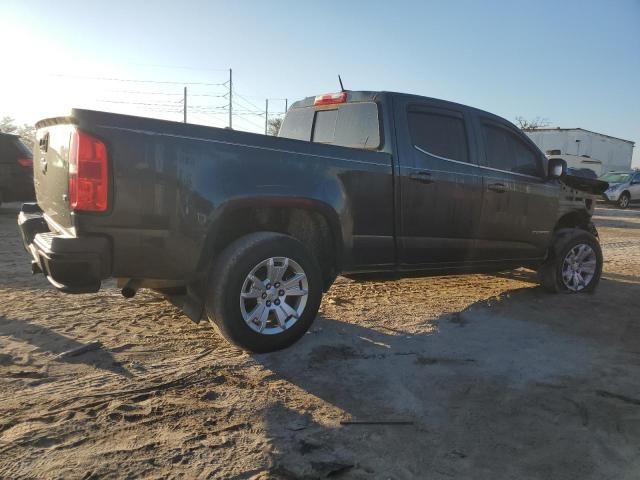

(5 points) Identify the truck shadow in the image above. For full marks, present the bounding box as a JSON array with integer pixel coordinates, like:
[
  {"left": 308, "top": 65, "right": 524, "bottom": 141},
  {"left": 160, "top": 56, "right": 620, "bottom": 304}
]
[
  {"left": 491, "top": 268, "right": 539, "bottom": 284},
  {"left": 252, "top": 277, "right": 640, "bottom": 477},
  {"left": 0, "top": 316, "right": 132, "bottom": 377}
]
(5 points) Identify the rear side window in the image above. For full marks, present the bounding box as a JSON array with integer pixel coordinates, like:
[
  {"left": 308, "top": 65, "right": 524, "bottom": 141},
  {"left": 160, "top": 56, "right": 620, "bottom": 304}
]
[
  {"left": 280, "top": 102, "right": 381, "bottom": 150},
  {"left": 482, "top": 123, "right": 542, "bottom": 177},
  {"left": 408, "top": 110, "right": 469, "bottom": 163}
]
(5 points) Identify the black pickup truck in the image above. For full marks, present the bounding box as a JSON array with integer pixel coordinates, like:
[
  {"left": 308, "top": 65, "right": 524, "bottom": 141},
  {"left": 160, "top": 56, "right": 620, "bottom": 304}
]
[{"left": 19, "top": 90, "right": 607, "bottom": 352}]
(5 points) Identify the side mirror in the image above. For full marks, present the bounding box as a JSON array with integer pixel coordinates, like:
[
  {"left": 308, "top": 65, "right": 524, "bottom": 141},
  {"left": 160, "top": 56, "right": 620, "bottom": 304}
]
[{"left": 548, "top": 158, "right": 567, "bottom": 179}]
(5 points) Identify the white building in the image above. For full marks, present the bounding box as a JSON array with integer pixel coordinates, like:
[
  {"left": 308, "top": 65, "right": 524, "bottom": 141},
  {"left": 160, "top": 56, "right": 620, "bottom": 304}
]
[{"left": 525, "top": 128, "right": 634, "bottom": 176}]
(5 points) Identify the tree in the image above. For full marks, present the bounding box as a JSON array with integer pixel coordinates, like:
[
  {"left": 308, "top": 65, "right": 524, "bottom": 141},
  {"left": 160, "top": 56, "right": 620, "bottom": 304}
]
[
  {"left": 0, "top": 116, "right": 17, "bottom": 134},
  {"left": 0, "top": 116, "right": 35, "bottom": 149},
  {"left": 515, "top": 116, "right": 550, "bottom": 131},
  {"left": 267, "top": 117, "right": 282, "bottom": 136}
]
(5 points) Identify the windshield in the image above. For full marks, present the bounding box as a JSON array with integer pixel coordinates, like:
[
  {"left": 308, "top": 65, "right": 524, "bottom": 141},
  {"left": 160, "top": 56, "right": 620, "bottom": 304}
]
[
  {"left": 279, "top": 102, "right": 381, "bottom": 150},
  {"left": 599, "top": 172, "right": 631, "bottom": 183}
]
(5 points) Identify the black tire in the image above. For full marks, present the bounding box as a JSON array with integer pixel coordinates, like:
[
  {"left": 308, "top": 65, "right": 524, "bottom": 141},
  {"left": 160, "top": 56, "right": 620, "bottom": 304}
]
[
  {"left": 537, "top": 228, "right": 602, "bottom": 293},
  {"left": 618, "top": 193, "right": 630, "bottom": 209},
  {"left": 205, "top": 232, "right": 323, "bottom": 352}
]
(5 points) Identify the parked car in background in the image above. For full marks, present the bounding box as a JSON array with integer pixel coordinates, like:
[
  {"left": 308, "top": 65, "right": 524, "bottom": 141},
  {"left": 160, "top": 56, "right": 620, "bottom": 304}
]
[
  {"left": 0, "top": 132, "right": 34, "bottom": 206},
  {"left": 600, "top": 171, "right": 640, "bottom": 208}
]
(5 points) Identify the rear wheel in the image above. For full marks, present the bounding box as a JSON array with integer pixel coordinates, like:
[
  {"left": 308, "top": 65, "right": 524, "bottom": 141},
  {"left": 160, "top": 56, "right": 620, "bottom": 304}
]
[
  {"left": 205, "top": 232, "right": 322, "bottom": 352},
  {"left": 618, "top": 192, "right": 630, "bottom": 209},
  {"left": 537, "top": 229, "right": 602, "bottom": 293}
]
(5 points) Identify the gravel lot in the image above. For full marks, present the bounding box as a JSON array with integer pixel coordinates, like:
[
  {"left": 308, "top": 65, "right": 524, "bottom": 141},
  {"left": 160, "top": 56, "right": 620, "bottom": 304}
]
[{"left": 1, "top": 203, "right": 640, "bottom": 479}]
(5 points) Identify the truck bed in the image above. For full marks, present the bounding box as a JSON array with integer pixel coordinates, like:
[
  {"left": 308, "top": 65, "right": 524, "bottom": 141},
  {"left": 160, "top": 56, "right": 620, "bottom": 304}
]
[{"left": 29, "top": 109, "right": 394, "bottom": 288}]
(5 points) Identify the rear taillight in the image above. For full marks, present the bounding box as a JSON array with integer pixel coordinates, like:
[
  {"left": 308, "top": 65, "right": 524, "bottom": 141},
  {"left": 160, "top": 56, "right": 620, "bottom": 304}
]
[
  {"left": 314, "top": 91, "right": 348, "bottom": 106},
  {"left": 17, "top": 158, "right": 33, "bottom": 168},
  {"left": 69, "top": 129, "right": 109, "bottom": 212}
]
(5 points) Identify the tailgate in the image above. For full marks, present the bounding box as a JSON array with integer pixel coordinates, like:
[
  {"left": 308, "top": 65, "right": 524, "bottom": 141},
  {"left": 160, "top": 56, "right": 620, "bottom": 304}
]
[{"left": 34, "top": 123, "right": 76, "bottom": 231}]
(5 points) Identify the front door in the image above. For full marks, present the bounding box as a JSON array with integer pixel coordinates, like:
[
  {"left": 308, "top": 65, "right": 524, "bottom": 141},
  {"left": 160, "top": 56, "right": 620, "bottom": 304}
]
[
  {"left": 475, "top": 117, "right": 559, "bottom": 261},
  {"left": 395, "top": 97, "right": 484, "bottom": 266}
]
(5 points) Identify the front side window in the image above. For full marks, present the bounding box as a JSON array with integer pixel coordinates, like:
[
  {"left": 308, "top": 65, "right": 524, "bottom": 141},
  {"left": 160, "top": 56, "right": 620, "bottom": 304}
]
[
  {"left": 408, "top": 110, "right": 469, "bottom": 163},
  {"left": 482, "top": 123, "right": 542, "bottom": 177}
]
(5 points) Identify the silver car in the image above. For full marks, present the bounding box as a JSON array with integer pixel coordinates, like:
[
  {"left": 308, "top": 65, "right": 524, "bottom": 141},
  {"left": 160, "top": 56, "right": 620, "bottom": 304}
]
[{"left": 600, "top": 171, "right": 640, "bottom": 208}]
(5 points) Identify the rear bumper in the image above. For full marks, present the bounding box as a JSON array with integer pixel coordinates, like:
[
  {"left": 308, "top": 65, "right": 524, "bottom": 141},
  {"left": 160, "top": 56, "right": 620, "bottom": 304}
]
[{"left": 18, "top": 203, "right": 111, "bottom": 293}]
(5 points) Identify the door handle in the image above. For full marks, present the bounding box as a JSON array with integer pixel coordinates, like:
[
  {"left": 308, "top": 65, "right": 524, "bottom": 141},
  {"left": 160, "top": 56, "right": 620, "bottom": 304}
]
[
  {"left": 409, "top": 171, "right": 433, "bottom": 184},
  {"left": 488, "top": 182, "right": 506, "bottom": 193}
]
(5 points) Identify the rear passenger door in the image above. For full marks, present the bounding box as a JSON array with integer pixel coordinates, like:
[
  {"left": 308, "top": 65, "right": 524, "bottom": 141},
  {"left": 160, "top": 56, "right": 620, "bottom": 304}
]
[
  {"left": 475, "top": 117, "right": 558, "bottom": 260},
  {"left": 394, "top": 98, "right": 484, "bottom": 266}
]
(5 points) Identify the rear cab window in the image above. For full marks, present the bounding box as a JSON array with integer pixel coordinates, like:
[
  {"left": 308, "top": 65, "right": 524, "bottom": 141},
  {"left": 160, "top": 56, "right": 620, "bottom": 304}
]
[{"left": 279, "top": 101, "right": 381, "bottom": 150}]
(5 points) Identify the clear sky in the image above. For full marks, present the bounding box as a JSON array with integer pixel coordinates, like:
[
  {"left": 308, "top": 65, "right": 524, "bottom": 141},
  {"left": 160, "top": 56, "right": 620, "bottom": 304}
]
[{"left": 1, "top": 0, "right": 638, "bottom": 165}]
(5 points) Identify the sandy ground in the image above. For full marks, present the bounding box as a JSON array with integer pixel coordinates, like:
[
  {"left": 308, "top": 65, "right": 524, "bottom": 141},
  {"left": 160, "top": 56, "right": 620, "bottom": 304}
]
[{"left": 1, "top": 203, "right": 640, "bottom": 479}]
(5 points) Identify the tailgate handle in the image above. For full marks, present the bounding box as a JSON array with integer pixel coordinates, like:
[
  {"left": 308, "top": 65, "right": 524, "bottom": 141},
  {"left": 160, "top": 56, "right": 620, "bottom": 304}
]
[
  {"left": 409, "top": 171, "right": 433, "bottom": 184},
  {"left": 488, "top": 182, "right": 506, "bottom": 193}
]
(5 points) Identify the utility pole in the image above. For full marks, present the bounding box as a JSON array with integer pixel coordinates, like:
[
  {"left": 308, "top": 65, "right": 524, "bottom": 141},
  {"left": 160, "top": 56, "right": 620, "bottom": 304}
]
[
  {"left": 228, "top": 68, "right": 233, "bottom": 129},
  {"left": 183, "top": 86, "right": 187, "bottom": 123},
  {"left": 285, "top": 98, "right": 288, "bottom": 113},
  {"left": 265, "top": 98, "right": 269, "bottom": 135}
]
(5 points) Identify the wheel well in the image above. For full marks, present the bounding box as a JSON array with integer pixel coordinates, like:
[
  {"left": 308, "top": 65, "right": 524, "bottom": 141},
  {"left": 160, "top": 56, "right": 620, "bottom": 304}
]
[
  {"left": 620, "top": 190, "right": 631, "bottom": 198},
  {"left": 554, "top": 210, "right": 592, "bottom": 232},
  {"left": 209, "top": 206, "right": 337, "bottom": 289}
]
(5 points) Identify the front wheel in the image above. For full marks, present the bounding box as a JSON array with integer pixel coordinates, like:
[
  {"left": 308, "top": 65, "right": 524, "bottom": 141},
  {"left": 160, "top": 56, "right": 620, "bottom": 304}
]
[
  {"left": 537, "top": 229, "right": 603, "bottom": 293},
  {"left": 205, "top": 232, "right": 323, "bottom": 352}
]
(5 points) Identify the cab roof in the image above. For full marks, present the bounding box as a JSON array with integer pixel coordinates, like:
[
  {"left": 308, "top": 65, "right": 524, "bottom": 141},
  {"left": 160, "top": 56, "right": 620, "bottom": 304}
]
[{"left": 289, "top": 90, "right": 504, "bottom": 120}]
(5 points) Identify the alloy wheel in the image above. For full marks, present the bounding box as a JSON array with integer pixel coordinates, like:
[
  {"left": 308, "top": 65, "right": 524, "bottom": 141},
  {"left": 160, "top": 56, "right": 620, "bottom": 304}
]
[
  {"left": 560, "top": 243, "right": 597, "bottom": 292},
  {"left": 239, "top": 257, "right": 309, "bottom": 335}
]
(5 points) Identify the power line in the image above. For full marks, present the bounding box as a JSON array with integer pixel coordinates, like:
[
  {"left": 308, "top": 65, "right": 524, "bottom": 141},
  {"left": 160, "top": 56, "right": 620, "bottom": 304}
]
[
  {"left": 189, "top": 112, "right": 229, "bottom": 128},
  {"left": 50, "top": 73, "right": 227, "bottom": 86},
  {"left": 233, "top": 96, "right": 264, "bottom": 114},
  {"left": 97, "top": 99, "right": 183, "bottom": 107},
  {"left": 113, "top": 61, "right": 230, "bottom": 72},
  {"left": 233, "top": 115, "right": 264, "bottom": 131},
  {"left": 105, "top": 90, "right": 183, "bottom": 96},
  {"left": 234, "top": 91, "right": 263, "bottom": 111},
  {"left": 103, "top": 90, "right": 226, "bottom": 98}
]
